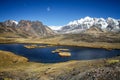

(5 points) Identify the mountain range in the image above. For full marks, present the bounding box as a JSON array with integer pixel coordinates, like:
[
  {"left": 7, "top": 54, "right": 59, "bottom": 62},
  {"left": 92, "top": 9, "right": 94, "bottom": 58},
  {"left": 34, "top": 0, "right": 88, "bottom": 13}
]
[
  {"left": 54, "top": 16, "right": 120, "bottom": 33},
  {"left": 0, "top": 20, "right": 54, "bottom": 38},
  {"left": 0, "top": 17, "right": 120, "bottom": 38}
]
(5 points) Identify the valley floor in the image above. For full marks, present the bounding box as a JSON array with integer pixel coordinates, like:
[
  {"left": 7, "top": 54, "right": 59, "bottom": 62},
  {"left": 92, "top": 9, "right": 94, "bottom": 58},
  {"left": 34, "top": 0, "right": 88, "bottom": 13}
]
[
  {"left": 0, "top": 37, "right": 120, "bottom": 50},
  {"left": 1, "top": 33, "right": 120, "bottom": 49}
]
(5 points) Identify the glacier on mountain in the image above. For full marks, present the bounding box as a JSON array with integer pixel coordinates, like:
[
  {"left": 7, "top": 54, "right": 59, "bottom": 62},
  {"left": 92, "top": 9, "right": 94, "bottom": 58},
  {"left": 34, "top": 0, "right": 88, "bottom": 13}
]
[{"left": 59, "top": 16, "right": 120, "bottom": 33}]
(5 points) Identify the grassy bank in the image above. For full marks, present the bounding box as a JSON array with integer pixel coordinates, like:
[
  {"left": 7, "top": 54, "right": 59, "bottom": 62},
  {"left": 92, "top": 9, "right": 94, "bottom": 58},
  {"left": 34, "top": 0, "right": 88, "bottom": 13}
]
[
  {"left": 14, "top": 37, "right": 120, "bottom": 49},
  {"left": 0, "top": 50, "right": 28, "bottom": 68},
  {"left": 0, "top": 38, "right": 120, "bottom": 50}
]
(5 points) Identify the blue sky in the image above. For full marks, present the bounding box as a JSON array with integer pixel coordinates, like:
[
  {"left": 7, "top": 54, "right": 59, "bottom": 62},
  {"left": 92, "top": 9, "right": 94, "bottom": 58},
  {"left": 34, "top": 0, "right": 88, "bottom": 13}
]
[{"left": 0, "top": 0, "right": 120, "bottom": 26}]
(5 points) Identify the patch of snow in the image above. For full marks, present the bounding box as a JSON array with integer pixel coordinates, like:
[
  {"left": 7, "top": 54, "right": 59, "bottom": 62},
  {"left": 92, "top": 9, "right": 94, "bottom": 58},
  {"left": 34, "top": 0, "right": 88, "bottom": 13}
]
[
  {"left": 12, "top": 20, "right": 18, "bottom": 24},
  {"left": 49, "top": 26, "right": 62, "bottom": 30}
]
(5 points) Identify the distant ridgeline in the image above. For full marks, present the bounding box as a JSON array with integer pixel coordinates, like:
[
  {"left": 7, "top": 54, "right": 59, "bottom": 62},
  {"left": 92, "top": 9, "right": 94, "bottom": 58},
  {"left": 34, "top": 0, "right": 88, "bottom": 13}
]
[
  {"left": 56, "top": 17, "right": 120, "bottom": 34},
  {"left": 0, "top": 17, "right": 120, "bottom": 38},
  {"left": 0, "top": 20, "right": 54, "bottom": 38}
]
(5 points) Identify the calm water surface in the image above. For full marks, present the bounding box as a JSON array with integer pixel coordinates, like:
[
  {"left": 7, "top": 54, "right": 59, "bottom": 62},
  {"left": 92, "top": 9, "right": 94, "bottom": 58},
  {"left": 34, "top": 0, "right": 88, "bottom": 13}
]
[{"left": 0, "top": 44, "right": 120, "bottom": 63}]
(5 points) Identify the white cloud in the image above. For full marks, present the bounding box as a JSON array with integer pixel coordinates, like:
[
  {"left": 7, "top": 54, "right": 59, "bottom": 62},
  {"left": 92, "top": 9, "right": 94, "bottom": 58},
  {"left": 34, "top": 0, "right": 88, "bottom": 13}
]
[
  {"left": 49, "top": 26, "right": 62, "bottom": 30},
  {"left": 47, "top": 7, "right": 50, "bottom": 11}
]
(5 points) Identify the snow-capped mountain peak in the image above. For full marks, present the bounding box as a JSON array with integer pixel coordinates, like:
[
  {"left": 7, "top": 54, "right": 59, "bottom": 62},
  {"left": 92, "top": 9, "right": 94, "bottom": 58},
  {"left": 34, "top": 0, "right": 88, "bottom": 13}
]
[
  {"left": 49, "top": 26, "right": 62, "bottom": 30},
  {"left": 84, "top": 16, "right": 93, "bottom": 21},
  {"left": 67, "top": 16, "right": 93, "bottom": 26},
  {"left": 3, "top": 20, "right": 18, "bottom": 27},
  {"left": 107, "top": 17, "right": 119, "bottom": 26},
  {"left": 11, "top": 20, "right": 18, "bottom": 24},
  {"left": 60, "top": 17, "right": 120, "bottom": 33}
]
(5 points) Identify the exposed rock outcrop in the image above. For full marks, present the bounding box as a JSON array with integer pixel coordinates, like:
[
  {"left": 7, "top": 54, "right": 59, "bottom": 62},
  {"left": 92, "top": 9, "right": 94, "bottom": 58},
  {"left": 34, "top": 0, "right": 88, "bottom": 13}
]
[{"left": 0, "top": 20, "right": 55, "bottom": 38}]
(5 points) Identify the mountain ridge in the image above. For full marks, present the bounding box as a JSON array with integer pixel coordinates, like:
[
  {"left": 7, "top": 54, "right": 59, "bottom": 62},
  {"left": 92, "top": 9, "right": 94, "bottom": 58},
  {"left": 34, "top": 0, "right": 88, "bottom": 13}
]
[
  {"left": 51, "top": 16, "right": 120, "bottom": 33},
  {"left": 0, "top": 20, "right": 54, "bottom": 38},
  {"left": 0, "top": 17, "right": 120, "bottom": 38}
]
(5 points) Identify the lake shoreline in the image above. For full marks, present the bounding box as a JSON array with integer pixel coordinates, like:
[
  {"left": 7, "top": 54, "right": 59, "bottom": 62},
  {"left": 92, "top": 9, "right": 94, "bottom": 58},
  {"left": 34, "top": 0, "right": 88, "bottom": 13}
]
[
  {"left": 0, "top": 40, "right": 120, "bottom": 50},
  {"left": 1, "top": 43, "right": 120, "bottom": 63},
  {"left": 0, "top": 50, "right": 120, "bottom": 80}
]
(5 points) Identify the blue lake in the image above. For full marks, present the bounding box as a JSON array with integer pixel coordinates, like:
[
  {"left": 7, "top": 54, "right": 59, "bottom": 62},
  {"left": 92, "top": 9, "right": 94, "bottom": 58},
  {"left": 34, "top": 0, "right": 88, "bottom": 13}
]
[{"left": 0, "top": 44, "right": 120, "bottom": 63}]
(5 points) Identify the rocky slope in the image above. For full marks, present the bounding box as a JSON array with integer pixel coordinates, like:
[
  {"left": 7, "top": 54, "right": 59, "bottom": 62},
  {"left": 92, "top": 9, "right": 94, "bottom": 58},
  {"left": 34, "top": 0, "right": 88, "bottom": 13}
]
[
  {"left": 0, "top": 20, "right": 54, "bottom": 38},
  {"left": 57, "top": 17, "right": 120, "bottom": 33}
]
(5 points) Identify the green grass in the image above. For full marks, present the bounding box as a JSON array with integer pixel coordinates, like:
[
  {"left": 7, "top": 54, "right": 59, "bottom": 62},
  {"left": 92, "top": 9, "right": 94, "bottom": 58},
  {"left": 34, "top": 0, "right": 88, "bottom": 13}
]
[{"left": 107, "top": 59, "right": 119, "bottom": 64}]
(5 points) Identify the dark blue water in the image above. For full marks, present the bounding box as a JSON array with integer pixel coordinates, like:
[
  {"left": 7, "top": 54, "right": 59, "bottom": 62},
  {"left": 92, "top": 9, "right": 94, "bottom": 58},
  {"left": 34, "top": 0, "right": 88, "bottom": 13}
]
[{"left": 0, "top": 44, "right": 120, "bottom": 63}]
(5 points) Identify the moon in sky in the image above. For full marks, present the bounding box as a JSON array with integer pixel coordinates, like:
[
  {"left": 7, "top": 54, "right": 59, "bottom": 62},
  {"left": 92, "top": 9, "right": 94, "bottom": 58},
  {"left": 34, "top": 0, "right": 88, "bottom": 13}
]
[{"left": 47, "top": 7, "right": 51, "bottom": 11}]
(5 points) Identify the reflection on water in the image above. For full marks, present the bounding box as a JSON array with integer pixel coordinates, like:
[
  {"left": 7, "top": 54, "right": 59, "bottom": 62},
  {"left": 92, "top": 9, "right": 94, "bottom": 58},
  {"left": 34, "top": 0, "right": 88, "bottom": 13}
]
[{"left": 0, "top": 44, "right": 120, "bottom": 63}]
